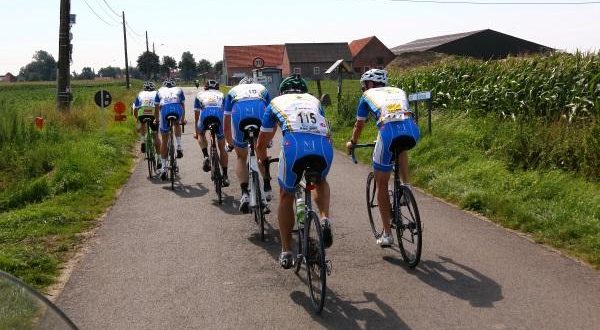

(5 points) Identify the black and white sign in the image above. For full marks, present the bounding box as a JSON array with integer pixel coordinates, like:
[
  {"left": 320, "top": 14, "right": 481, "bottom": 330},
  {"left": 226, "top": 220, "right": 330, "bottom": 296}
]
[
  {"left": 94, "top": 90, "right": 112, "bottom": 108},
  {"left": 253, "top": 57, "right": 265, "bottom": 69},
  {"left": 408, "top": 91, "right": 432, "bottom": 102}
]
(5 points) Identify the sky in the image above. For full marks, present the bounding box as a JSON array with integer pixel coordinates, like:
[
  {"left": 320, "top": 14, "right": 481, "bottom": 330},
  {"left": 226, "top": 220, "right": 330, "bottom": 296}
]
[{"left": 1, "top": 0, "right": 599, "bottom": 74}]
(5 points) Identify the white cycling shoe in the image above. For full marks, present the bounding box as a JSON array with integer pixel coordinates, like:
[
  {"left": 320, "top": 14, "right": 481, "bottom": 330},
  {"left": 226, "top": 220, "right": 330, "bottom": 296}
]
[
  {"left": 377, "top": 233, "right": 394, "bottom": 248},
  {"left": 239, "top": 193, "right": 250, "bottom": 214}
]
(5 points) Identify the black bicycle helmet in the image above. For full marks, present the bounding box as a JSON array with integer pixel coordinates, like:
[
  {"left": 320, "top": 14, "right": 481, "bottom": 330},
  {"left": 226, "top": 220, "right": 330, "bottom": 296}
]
[{"left": 279, "top": 74, "right": 308, "bottom": 94}]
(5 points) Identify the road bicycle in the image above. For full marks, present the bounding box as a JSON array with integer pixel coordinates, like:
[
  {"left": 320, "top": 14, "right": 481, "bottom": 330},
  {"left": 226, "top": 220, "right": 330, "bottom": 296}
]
[
  {"left": 350, "top": 142, "right": 422, "bottom": 268},
  {"left": 141, "top": 117, "right": 159, "bottom": 178},
  {"left": 165, "top": 115, "right": 180, "bottom": 190},
  {"left": 206, "top": 119, "right": 225, "bottom": 204},
  {"left": 239, "top": 121, "right": 275, "bottom": 241},
  {"left": 273, "top": 155, "right": 332, "bottom": 314}
]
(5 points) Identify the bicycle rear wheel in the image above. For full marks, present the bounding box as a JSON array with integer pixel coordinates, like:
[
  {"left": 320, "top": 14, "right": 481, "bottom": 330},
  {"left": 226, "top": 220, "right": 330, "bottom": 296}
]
[
  {"left": 146, "top": 133, "right": 156, "bottom": 178},
  {"left": 211, "top": 145, "right": 222, "bottom": 204},
  {"left": 396, "top": 186, "right": 422, "bottom": 268},
  {"left": 169, "top": 130, "right": 175, "bottom": 190},
  {"left": 251, "top": 171, "right": 265, "bottom": 241},
  {"left": 366, "top": 172, "right": 384, "bottom": 238},
  {"left": 305, "top": 210, "right": 327, "bottom": 314}
]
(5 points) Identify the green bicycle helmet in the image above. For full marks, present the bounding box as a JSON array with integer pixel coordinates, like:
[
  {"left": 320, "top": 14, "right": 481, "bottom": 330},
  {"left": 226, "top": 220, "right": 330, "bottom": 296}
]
[{"left": 279, "top": 74, "right": 308, "bottom": 95}]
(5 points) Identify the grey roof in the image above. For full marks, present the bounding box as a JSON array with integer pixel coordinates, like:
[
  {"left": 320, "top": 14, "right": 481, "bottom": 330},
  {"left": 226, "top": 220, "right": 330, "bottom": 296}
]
[
  {"left": 391, "top": 30, "right": 485, "bottom": 55},
  {"left": 285, "top": 43, "right": 352, "bottom": 63}
]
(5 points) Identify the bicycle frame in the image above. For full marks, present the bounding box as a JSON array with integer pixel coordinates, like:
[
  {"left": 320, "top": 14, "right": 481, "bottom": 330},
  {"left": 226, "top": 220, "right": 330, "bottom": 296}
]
[{"left": 246, "top": 129, "right": 263, "bottom": 208}]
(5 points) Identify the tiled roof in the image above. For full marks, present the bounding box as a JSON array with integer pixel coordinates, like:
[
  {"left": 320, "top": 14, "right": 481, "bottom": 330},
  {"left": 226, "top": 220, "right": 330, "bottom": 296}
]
[
  {"left": 349, "top": 36, "right": 375, "bottom": 57},
  {"left": 285, "top": 43, "right": 352, "bottom": 63},
  {"left": 223, "top": 45, "right": 284, "bottom": 68}
]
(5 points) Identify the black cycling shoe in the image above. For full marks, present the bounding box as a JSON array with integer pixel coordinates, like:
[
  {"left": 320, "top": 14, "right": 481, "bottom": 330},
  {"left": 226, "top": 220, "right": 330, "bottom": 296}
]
[
  {"left": 160, "top": 171, "right": 167, "bottom": 181},
  {"left": 279, "top": 251, "right": 294, "bottom": 269},
  {"left": 176, "top": 149, "right": 183, "bottom": 159},
  {"left": 222, "top": 176, "right": 230, "bottom": 187},
  {"left": 202, "top": 157, "right": 211, "bottom": 172},
  {"left": 322, "top": 219, "right": 333, "bottom": 249},
  {"left": 141, "top": 142, "right": 146, "bottom": 154}
]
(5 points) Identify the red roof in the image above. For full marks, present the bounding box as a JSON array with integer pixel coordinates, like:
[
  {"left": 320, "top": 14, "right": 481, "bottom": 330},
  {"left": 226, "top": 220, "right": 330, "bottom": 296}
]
[
  {"left": 349, "top": 36, "right": 376, "bottom": 57},
  {"left": 223, "top": 45, "right": 284, "bottom": 68}
]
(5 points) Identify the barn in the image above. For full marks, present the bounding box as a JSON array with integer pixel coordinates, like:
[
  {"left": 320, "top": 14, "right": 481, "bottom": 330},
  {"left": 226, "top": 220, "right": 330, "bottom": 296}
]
[
  {"left": 282, "top": 43, "right": 353, "bottom": 80},
  {"left": 349, "top": 36, "right": 395, "bottom": 74}
]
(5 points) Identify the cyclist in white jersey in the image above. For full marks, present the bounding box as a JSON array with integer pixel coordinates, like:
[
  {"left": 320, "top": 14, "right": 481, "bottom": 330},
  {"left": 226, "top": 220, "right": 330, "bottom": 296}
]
[
  {"left": 132, "top": 81, "right": 160, "bottom": 156},
  {"left": 347, "top": 69, "right": 420, "bottom": 247},
  {"left": 154, "top": 78, "right": 187, "bottom": 180},
  {"left": 194, "top": 80, "right": 229, "bottom": 187}
]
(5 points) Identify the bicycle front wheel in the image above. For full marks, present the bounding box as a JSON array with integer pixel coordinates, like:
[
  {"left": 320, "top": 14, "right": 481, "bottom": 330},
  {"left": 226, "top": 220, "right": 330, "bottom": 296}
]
[
  {"left": 396, "top": 186, "right": 422, "bottom": 268},
  {"left": 305, "top": 210, "right": 327, "bottom": 314},
  {"left": 366, "top": 172, "right": 384, "bottom": 238}
]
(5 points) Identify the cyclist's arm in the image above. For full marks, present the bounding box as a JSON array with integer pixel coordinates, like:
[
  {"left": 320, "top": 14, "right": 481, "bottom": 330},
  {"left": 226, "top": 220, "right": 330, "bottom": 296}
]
[
  {"left": 223, "top": 95, "right": 234, "bottom": 145},
  {"left": 257, "top": 104, "right": 277, "bottom": 161},
  {"left": 350, "top": 97, "right": 370, "bottom": 144}
]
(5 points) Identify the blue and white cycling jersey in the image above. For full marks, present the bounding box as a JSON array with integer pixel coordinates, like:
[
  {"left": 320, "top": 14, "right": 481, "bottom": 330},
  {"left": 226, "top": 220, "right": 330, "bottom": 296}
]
[
  {"left": 356, "top": 87, "right": 419, "bottom": 172},
  {"left": 260, "top": 93, "right": 329, "bottom": 137},
  {"left": 133, "top": 91, "right": 157, "bottom": 116},
  {"left": 261, "top": 93, "right": 333, "bottom": 193},
  {"left": 155, "top": 86, "right": 185, "bottom": 134},
  {"left": 356, "top": 87, "right": 411, "bottom": 126},
  {"left": 155, "top": 86, "right": 185, "bottom": 107},
  {"left": 195, "top": 90, "right": 225, "bottom": 140},
  {"left": 224, "top": 83, "right": 271, "bottom": 148},
  {"left": 194, "top": 90, "right": 224, "bottom": 112}
]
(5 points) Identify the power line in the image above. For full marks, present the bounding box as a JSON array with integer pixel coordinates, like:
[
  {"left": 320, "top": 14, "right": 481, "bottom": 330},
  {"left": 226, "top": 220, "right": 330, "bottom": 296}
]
[
  {"left": 93, "top": 0, "right": 120, "bottom": 24},
  {"left": 126, "top": 21, "right": 143, "bottom": 37},
  {"left": 382, "top": 0, "right": 600, "bottom": 4},
  {"left": 80, "top": 0, "right": 116, "bottom": 26},
  {"left": 102, "top": 0, "right": 121, "bottom": 17}
]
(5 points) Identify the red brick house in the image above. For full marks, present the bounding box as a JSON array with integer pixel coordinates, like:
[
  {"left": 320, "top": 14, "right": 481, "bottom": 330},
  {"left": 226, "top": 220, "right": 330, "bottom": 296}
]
[
  {"left": 222, "top": 45, "right": 284, "bottom": 85},
  {"left": 349, "top": 36, "right": 395, "bottom": 74},
  {"left": 1, "top": 72, "right": 17, "bottom": 83}
]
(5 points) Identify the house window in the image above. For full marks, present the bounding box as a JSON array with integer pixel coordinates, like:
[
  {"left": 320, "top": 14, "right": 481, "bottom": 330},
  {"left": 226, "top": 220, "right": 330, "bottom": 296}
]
[
  {"left": 293, "top": 67, "right": 301, "bottom": 74},
  {"left": 313, "top": 67, "right": 320, "bottom": 75}
]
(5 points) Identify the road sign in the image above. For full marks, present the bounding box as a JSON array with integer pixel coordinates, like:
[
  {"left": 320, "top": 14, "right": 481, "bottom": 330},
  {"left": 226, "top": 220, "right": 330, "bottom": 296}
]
[
  {"left": 114, "top": 114, "right": 127, "bottom": 122},
  {"left": 253, "top": 57, "right": 265, "bottom": 69},
  {"left": 408, "top": 91, "right": 432, "bottom": 102},
  {"left": 94, "top": 90, "right": 112, "bottom": 108},
  {"left": 114, "top": 101, "right": 126, "bottom": 114}
]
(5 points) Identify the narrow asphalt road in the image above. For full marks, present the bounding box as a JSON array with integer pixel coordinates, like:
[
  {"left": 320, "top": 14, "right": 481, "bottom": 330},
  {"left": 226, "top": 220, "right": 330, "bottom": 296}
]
[{"left": 57, "top": 88, "right": 600, "bottom": 329}]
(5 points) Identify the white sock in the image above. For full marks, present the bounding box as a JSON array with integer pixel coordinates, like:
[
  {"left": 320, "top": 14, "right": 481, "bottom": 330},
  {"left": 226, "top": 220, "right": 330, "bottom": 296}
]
[
  {"left": 141, "top": 134, "right": 147, "bottom": 141},
  {"left": 161, "top": 158, "right": 167, "bottom": 168},
  {"left": 176, "top": 136, "right": 182, "bottom": 147}
]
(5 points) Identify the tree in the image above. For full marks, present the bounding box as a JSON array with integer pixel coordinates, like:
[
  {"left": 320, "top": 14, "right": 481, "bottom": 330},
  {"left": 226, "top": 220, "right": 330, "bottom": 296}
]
[
  {"left": 78, "top": 67, "right": 95, "bottom": 80},
  {"left": 160, "top": 56, "right": 177, "bottom": 78},
  {"left": 214, "top": 60, "right": 223, "bottom": 75},
  {"left": 137, "top": 51, "right": 160, "bottom": 79},
  {"left": 197, "top": 59, "right": 213, "bottom": 75},
  {"left": 98, "top": 66, "right": 122, "bottom": 78},
  {"left": 18, "top": 50, "right": 57, "bottom": 81},
  {"left": 178, "top": 51, "right": 197, "bottom": 81}
]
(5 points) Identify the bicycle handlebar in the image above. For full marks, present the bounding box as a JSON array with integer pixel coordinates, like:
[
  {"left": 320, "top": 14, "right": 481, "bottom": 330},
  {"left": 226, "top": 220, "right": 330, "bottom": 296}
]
[{"left": 349, "top": 143, "right": 376, "bottom": 164}]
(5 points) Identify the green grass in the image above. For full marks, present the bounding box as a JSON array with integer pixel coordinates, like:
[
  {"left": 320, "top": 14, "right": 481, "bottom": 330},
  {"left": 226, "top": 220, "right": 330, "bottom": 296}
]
[{"left": 0, "top": 81, "right": 138, "bottom": 290}]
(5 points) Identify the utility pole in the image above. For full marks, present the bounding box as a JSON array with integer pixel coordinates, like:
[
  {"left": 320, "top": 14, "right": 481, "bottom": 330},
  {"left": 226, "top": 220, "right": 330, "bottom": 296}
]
[
  {"left": 57, "top": 0, "right": 71, "bottom": 110},
  {"left": 152, "top": 42, "right": 155, "bottom": 54},
  {"left": 122, "top": 11, "right": 130, "bottom": 89},
  {"left": 145, "top": 30, "right": 149, "bottom": 52}
]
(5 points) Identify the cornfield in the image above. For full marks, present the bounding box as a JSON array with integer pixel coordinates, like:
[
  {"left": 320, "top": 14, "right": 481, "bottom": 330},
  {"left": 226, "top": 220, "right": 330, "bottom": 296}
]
[{"left": 390, "top": 52, "right": 600, "bottom": 121}]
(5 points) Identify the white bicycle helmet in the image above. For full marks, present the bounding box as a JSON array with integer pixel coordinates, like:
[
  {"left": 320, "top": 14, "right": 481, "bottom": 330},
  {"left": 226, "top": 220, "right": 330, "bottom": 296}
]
[
  {"left": 360, "top": 69, "right": 388, "bottom": 87},
  {"left": 143, "top": 81, "right": 155, "bottom": 91},
  {"left": 238, "top": 77, "right": 253, "bottom": 85},
  {"left": 163, "top": 78, "right": 176, "bottom": 88}
]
